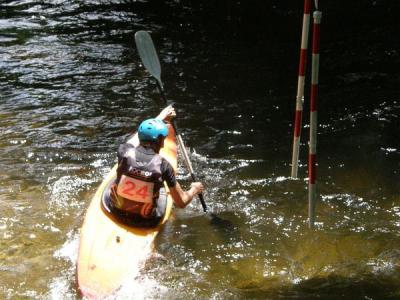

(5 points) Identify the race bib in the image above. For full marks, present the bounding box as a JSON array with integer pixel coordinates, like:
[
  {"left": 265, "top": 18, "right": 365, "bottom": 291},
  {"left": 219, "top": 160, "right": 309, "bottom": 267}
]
[{"left": 117, "top": 175, "right": 154, "bottom": 203}]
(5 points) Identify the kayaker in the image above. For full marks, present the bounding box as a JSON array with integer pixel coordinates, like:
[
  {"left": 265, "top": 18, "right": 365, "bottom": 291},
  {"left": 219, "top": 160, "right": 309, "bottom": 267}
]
[{"left": 103, "top": 105, "right": 204, "bottom": 227}]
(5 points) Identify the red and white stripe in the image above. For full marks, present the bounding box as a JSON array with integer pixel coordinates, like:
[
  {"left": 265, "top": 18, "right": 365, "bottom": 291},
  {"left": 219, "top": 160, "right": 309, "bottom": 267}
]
[
  {"left": 308, "top": 10, "right": 322, "bottom": 228},
  {"left": 291, "top": 0, "right": 312, "bottom": 178}
]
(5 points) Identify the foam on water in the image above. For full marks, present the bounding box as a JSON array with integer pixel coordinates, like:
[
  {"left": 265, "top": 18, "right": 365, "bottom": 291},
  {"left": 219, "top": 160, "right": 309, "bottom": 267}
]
[
  {"left": 108, "top": 275, "right": 168, "bottom": 300},
  {"left": 44, "top": 231, "right": 80, "bottom": 299},
  {"left": 54, "top": 230, "right": 79, "bottom": 264},
  {"left": 49, "top": 176, "right": 94, "bottom": 206}
]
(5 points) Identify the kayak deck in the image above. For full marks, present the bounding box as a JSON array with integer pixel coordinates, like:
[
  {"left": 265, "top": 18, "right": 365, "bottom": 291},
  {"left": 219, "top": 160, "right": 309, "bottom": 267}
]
[{"left": 77, "top": 125, "right": 177, "bottom": 299}]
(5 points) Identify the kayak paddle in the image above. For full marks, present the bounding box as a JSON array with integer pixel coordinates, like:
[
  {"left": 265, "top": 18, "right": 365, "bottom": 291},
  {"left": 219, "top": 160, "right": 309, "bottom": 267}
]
[{"left": 134, "top": 30, "right": 208, "bottom": 212}]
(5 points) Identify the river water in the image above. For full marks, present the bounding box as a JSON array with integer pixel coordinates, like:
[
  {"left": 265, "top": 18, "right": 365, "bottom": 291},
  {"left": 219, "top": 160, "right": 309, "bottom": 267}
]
[{"left": 1, "top": 1, "right": 399, "bottom": 299}]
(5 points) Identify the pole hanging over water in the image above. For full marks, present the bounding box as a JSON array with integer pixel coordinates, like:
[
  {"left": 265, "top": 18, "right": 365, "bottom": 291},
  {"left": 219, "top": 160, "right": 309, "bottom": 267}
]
[
  {"left": 308, "top": 10, "right": 322, "bottom": 228},
  {"left": 290, "top": 0, "right": 312, "bottom": 178}
]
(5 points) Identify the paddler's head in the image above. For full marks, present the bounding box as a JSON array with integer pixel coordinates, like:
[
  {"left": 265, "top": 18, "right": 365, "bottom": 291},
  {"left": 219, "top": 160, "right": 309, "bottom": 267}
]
[{"left": 138, "top": 118, "right": 168, "bottom": 153}]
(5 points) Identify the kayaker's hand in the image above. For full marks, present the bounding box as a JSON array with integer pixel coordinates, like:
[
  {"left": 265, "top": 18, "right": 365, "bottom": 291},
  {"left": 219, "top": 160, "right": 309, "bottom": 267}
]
[
  {"left": 156, "top": 105, "right": 176, "bottom": 122},
  {"left": 190, "top": 182, "right": 204, "bottom": 196}
]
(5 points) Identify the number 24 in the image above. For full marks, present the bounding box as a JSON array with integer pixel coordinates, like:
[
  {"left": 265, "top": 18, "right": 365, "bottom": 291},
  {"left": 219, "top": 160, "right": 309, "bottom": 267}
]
[{"left": 122, "top": 182, "right": 149, "bottom": 199}]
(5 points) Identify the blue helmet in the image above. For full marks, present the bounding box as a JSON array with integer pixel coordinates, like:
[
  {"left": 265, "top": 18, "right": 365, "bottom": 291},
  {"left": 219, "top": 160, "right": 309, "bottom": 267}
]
[{"left": 138, "top": 118, "right": 168, "bottom": 142}]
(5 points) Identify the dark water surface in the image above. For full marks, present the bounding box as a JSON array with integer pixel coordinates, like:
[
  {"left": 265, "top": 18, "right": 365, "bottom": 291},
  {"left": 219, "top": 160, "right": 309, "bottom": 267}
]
[{"left": 1, "top": 1, "right": 399, "bottom": 299}]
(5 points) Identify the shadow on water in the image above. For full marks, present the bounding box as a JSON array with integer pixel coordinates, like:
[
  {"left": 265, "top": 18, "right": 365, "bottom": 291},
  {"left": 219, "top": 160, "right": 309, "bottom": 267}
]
[{"left": 235, "top": 274, "right": 400, "bottom": 300}]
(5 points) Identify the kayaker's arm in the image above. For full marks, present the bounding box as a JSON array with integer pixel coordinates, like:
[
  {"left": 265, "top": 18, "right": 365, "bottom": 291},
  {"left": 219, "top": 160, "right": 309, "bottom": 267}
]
[
  {"left": 169, "top": 181, "right": 204, "bottom": 208},
  {"left": 155, "top": 105, "right": 176, "bottom": 122}
]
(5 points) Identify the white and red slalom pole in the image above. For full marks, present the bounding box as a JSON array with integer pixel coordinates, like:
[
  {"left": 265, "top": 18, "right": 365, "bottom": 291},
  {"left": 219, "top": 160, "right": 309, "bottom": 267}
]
[
  {"left": 290, "top": 0, "right": 312, "bottom": 178},
  {"left": 308, "top": 7, "right": 322, "bottom": 228}
]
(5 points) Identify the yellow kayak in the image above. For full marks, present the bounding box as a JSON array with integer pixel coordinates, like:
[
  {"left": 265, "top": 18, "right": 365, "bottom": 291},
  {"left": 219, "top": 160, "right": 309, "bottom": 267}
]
[{"left": 77, "top": 125, "right": 177, "bottom": 299}]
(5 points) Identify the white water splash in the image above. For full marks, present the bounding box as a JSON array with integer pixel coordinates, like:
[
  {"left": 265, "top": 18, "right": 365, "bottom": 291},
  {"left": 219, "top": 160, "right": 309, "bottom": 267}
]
[
  {"left": 48, "top": 175, "right": 95, "bottom": 208},
  {"left": 46, "top": 231, "right": 80, "bottom": 300},
  {"left": 53, "top": 231, "right": 79, "bottom": 264},
  {"left": 104, "top": 272, "right": 168, "bottom": 300}
]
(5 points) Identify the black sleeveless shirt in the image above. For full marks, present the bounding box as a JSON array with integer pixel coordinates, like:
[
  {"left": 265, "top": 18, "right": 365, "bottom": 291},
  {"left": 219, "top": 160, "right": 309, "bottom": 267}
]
[{"left": 110, "top": 143, "right": 176, "bottom": 218}]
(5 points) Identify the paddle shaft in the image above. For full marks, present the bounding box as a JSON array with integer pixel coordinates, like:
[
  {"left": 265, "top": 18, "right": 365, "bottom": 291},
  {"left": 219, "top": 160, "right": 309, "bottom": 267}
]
[{"left": 156, "top": 81, "right": 208, "bottom": 212}]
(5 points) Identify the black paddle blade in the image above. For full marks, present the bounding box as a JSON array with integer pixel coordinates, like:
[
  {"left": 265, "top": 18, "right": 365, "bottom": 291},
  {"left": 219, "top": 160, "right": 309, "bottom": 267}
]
[{"left": 209, "top": 212, "right": 235, "bottom": 230}]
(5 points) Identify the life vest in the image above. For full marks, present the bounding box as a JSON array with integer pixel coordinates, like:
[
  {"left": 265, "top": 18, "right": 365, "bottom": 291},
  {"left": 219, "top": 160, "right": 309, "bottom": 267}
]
[{"left": 111, "top": 147, "right": 163, "bottom": 218}]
